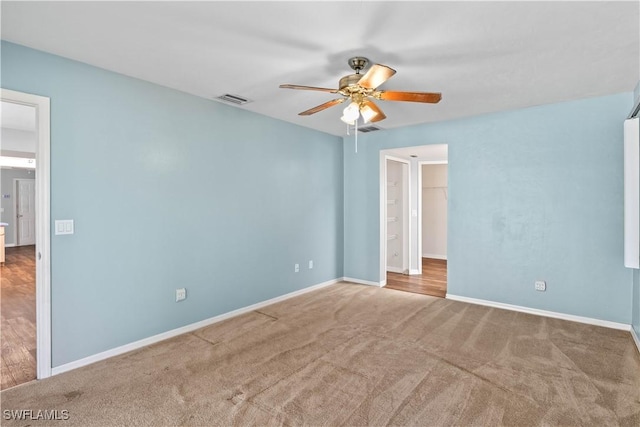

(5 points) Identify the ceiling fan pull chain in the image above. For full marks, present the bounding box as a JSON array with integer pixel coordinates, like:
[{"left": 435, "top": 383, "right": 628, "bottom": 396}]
[{"left": 355, "top": 119, "right": 358, "bottom": 153}]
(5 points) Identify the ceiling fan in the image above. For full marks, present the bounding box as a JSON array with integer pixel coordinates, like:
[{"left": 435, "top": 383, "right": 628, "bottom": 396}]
[{"left": 280, "top": 57, "right": 441, "bottom": 125}]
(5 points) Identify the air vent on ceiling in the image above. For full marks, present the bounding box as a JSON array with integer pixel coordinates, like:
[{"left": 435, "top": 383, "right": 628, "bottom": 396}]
[
  {"left": 358, "top": 125, "right": 382, "bottom": 133},
  {"left": 215, "top": 94, "right": 252, "bottom": 105}
]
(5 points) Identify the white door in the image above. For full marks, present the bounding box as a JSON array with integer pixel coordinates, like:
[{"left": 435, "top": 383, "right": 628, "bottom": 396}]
[{"left": 16, "top": 178, "right": 36, "bottom": 246}]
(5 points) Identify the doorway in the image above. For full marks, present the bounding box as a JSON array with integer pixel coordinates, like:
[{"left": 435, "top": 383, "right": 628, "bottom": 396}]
[
  {"left": 0, "top": 89, "right": 51, "bottom": 388},
  {"left": 380, "top": 145, "right": 448, "bottom": 298},
  {"left": 15, "top": 178, "right": 36, "bottom": 246}
]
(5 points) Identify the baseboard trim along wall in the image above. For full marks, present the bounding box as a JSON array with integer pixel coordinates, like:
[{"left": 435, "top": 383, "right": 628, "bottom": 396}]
[
  {"left": 51, "top": 278, "right": 342, "bottom": 376},
  {"left": 343, "top": 277, "right": 385, "bottom": 287},
  {"left": 632, "top": 327, "right": 640, "bottom": 354},
  {"left": 422, "top": 253, "right": 447, "bottom": 260},
  {"left": 4, "top": 243, "right": 16, "bottom": 248},
  {"left": 446, "top": 294, "right": 631, "bottom": 331},
  {"left": 409, "top": 269, "right": 421, "bottom": 275}
]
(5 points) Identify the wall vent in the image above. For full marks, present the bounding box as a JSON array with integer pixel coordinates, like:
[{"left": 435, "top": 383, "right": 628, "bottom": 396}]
[
  {"left": 358, "top": 125, "right": 382, "bottom": 133},
  {"left": 215, "top": 94, "right": 252, "bottom": 105}
]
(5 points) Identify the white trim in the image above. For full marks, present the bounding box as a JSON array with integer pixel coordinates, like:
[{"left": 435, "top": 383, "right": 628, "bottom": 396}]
[
  {"left": 343, "top": 277, "right": 384, "bottom": 287},
  {"left": 1, "top": 89, "right": 52, "bottom": 379},
  {"left": 446, "top": 294, "right": 631, "bottom": 331},
  {"left": 403, "top": 160, "right": 410, "bottom": 273},
  {"left": 632, "top": 327, "right": 640, "bottom": 354},
  {"left": 379, "top": 153, "right": 386, "bottom": 285},
  {"left": 409, "top": 269, "right": 421, "bottom": 275},
  {"left": 422, "top": 253, "right": 448, "bottom": 260},
  {"left": 417, "top": 161, "right": 422, "bottom": 275},
  {"left": 52, "top": 278, "right": 342, "bottom": 376},
  {"left": 386, "top": 266, "right": 404, "bottom": 274},
  {"left": 418, "top": 160, "right": 449, "bottom": 165},
  {"left": 4, "top": 243, "right": 16, "bottom": 248},
  {"left": 624, "top": 117, "right": 640, "bottom": 268}
]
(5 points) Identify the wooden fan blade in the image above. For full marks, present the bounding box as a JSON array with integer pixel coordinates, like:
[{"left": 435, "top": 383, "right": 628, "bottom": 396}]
[
  {"left": 299, "top": 98, "right": 346, "bottom": 116},
  {"left": 280, "top": 84, "right": 338, "bottom": 93},
  {"left": 357, "top": 64, "right": 396, "bottom": 89},
  {"left": 362, "top": 100, "right": 386, "bottom": 123},
  {"left": 378, "top": 91, "right": 442, "bottom": 103}
]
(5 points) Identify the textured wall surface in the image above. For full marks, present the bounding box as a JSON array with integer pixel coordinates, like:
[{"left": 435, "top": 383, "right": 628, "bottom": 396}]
[
  {"left": 2, "top": 41, "right": 343, "bottom": 366},
  {"left": 344, "top": 92, "right": 633, "bottom": 324}
]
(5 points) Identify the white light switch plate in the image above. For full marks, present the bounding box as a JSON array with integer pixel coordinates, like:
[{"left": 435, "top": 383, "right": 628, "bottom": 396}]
[{"left": 55, "top": 219, "right": 74, "bottom": 235}]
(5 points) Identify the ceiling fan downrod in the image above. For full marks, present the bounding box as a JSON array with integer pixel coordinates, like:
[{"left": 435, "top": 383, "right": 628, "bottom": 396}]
[{"left": 348, "top": 57, "right": 369, "bottom": 74}]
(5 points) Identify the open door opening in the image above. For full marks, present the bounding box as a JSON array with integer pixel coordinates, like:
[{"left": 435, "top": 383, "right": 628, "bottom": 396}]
[
  {"left": 1, "top": 89, "right": 51, "bottom": 389},
  {"left": 380, "top": 145, "right": 448, "bottom": 297}
]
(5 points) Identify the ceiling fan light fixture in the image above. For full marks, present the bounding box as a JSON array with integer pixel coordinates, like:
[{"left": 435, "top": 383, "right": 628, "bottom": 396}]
[
  {"left": 360, "top": 104, "right": 376, "bottom": 123},
  {"left": 340, "top": 115, "right": 355, "bottom": 125},
  {"left": 341, "top": 101, "right": 360, "bottom": 123}
]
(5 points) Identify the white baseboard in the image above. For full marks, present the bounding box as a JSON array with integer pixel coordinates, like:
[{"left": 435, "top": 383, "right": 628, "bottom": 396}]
[
  {"left": 386, "top": 266, "right": 404, "bottom": 274},
  {"left": 51, "top": 278, "right": 342, "bottom": 376},
  {"left": 632, "top": 327, "right": 640, "bottom": 354},
  {"left": 446, "top": 294, "right": 631, "bottom": 331},
  {"left": 4, "top": 243, "right": 16, "bottom": 248},
  {"left": 343, "top": 277, "right": 384, "bottom": 287},
  {"left": 422, "top": 253, "right": 447, "bottom": 260},
  {"left": 409, "top": 269, "right": 421, "bottom": 275}
]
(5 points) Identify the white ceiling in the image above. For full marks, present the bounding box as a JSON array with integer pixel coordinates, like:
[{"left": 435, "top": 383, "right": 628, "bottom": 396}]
[
  {"left": 1, "top": 101, "right": 36, "bottom": 131},
  {"left": 1, "top": 1, "right": 638, "bottom": 136}
]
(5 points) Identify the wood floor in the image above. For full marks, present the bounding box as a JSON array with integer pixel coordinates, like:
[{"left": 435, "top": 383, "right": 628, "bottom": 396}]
[
  {"left": 1, "top": 245, "right": 36, "bottom": 390},
  {"left": 386, "top": 257, "right": 447, "bottom": 297}
]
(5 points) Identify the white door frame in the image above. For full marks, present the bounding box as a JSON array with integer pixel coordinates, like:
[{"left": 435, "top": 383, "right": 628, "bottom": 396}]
[
  {"left": 379, "top": 154, "right": 411, "bottom": 286},
  {"left": 417, "top": 160, "right": 448, "bottom": 275},
  {"left": 1, "top": 88, "right": 52, "bottom": 379},
  {"left": 13, "top": 178, "right": 36, "bottom": 246}
]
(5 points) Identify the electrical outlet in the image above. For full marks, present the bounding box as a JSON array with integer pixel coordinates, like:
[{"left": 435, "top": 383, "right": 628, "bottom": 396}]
[
  {"left": 176, "top": 288, "right": 187, "bottom": 302},
  {"left": 535, "top": 281, "right": 546, "bottom": 292},
  {"left": 308, "top": 260, "right": 313, "bottom": 269},
  {"left": 294, "top": 264, "right": 300, "bottom": 273}
]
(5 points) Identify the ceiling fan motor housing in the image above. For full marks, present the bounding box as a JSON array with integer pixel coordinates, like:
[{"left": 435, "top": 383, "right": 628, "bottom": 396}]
[{"left": 339, "top": 74, "right": 364, "bottom": 91}]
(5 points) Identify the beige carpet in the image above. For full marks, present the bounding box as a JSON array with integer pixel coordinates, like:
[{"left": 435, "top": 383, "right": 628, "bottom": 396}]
[{"left": 1, "top": 282, "right": 639, "bottom": 426}]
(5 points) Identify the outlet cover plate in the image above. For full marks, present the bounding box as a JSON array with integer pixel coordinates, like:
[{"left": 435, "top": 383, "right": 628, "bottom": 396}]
[
  {"left": 176, "top": 288, "right": 186, "bottom": 302},
  {"left": 535, "top": 281, "right": 546, "bottom": 291}
]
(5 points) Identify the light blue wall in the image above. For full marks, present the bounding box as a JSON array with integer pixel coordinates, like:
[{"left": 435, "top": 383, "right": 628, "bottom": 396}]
[
  {"left": 344, "top": 92, "right": 634, "bottom": 324},
  {"left": 1, "top": 42, "right": 343, "bottom": 366}
]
